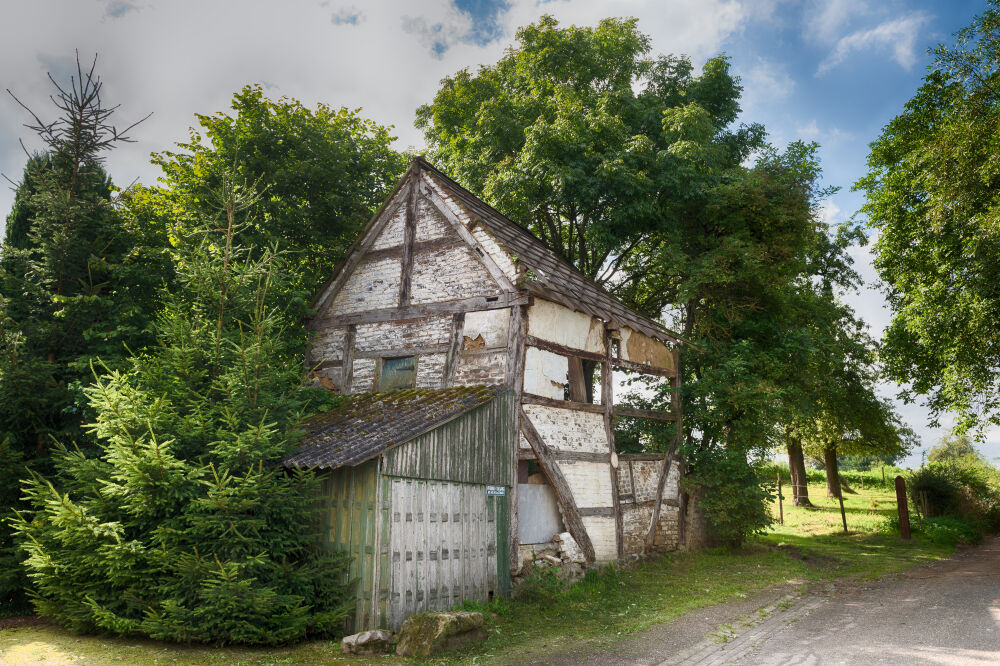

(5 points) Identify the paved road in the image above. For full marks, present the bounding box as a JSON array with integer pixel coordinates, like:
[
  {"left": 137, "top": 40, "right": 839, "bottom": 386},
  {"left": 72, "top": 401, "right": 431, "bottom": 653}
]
[{"left": 669, "top": 536, "right": 1000, "bottom": 666}]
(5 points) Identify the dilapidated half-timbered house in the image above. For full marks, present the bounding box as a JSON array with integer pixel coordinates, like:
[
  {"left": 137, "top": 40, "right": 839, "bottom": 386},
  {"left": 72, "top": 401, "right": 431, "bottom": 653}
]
[{"left": 285, "top": 158, "right": 687, "bottom": 631}]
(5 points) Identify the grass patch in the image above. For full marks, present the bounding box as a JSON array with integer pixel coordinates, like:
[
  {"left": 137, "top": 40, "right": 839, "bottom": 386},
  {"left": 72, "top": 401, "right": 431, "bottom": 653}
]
[{"left": 0, "top": 482, "right": 957, "bottom": 665}]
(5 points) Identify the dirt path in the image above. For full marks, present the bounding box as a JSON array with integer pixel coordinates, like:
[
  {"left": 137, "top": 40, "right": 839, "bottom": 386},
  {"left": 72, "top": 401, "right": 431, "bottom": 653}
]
[{"left": 519, "top": 536, "right": 1000, "bottom": 666}]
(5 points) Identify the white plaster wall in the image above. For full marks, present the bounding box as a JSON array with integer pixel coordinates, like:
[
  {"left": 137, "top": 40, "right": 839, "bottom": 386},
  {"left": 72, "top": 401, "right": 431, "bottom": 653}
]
[
  {"left": 558, "top": 460, "right": 613, "bottom": 508},
  {"left": 463, "top": 309, "right": 509, "bottom": 349},
  {"left": 527, "top": 299, "right": 605, "bottom": 354},
  {"left": 523, "top": 405, "right": 608, "bottom": 454},
  {"left": 329, "top": 256, "right": 401, "bottom": 314},
  {"left": 372, "top": 204, "right": 406, "bottom": 250},
  {"left": 410, "top": 245, "right": 500, "bottom": 304},
  {"left": 351, "top": 358, "right": 376, "bottom": 393},
  {"left": 523, "top": 347, "right": 567, "bottom": 399},
  {"left": 415, "top": 353, "right": 448, "bottom": 389},
  {"left": 581, "top": 516, "right": 618, "bottom": 562},
  {"left": 354, "top": 317, "right": 451, "bottom": 353},
  {"left": 415, "top": 197, "right": 452, "bottom": 241}
]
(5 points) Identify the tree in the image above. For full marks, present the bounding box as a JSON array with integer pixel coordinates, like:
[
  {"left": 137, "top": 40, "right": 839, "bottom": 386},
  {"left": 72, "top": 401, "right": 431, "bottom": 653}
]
[
  {"left": 147, "top": 85, "right": 407, "bottom": 296},
  {"left": 928, "top": 430, "right": 982, "bottom": 465},
  {"left": 857, "top": 1, "right": 1000, "bottom": 432},
  {"left": 417, "top": 16, "right": 855, "bottom": 545},
  {"left": 14, "top": 175, "right": 351, "bottom": 644},
  {"left": 0, "top": 55, "right": 162, "bottom": 610}
]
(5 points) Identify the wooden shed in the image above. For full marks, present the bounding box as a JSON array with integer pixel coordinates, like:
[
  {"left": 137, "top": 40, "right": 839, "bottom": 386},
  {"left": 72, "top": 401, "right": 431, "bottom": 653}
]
[{"left": 285, "top": 386, "right": 515, "bottom": 631}]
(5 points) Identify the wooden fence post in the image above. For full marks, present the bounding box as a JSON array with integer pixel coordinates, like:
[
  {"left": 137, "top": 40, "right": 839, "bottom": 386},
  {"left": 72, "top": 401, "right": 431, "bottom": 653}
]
[
  {"left": 777, "top": 472, "right": 784, "bottom": 525},
  {"left": 838, "top": 492, "right": 848, "bottom": 533},
  {"left": 895, "top": 475, "right": 911, "bottom": 540}
]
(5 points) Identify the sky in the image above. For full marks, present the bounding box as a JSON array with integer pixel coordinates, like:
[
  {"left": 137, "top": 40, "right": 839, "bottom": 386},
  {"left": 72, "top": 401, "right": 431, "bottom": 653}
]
[{"left": 0, "top": 0, "right": 992, "bottom": 466}]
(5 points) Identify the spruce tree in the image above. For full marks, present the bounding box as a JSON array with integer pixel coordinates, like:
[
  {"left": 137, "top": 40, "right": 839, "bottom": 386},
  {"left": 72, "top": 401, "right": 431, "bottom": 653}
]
[{"left": 14, "top": 174, "right": 350, "bottom": 644}]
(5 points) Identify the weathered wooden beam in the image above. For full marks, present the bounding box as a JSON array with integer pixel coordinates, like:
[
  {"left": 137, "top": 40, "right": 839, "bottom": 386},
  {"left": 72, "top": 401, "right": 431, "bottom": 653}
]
[
  {"left": 604, "top": 327, "right": 623, "bottom": 559},
  {"left": 312, "top": 292, "right": 530, "bottom": 328},
  {"left": 619, "top": 453, "right": 671, "bottom": 462},
  {"left": 399, "top": 176, "right": 418, "bottom": 307},
  {"left": 522, "top": 392, "right": 605, "bottom": 415},
  {"left": 353, "top": 344, "right": 451, "bottom": 359},
  {"left": 526, "top": 335, "right": 606, "bottom": 363},
  {"left": 443, "top": 312, "right": 465, "bottom": 387},
  {"left": 645, "top": 351, "right": 683, "bottom": 551},
  {"left": 520, "top": 408, "right": 596, "bottom": 562},
  {"left": 578, "top": 507, "right": 616, "bottom": 518},
  {"left": 623, "top": 498, "right": 680, "bottom": 509},
  {"left": 341, "top": 325, "right": 356, "bottom": 393},
  {"left": 419, "top": 177, "right": 517, "bottom": 293},
  {"left": 552, "top": 451, "right": 610, "bottom": 463},
  {"left": 363, "top": 236, "right": 465, "bottom": 264},
  {"left": 613, "top": 406, "right": 679, "bottom": 422},
  {"left": 567, "top": 356, "right": 587, "bottom": 402},
  {"left": 526, "top": 334, "right": 676, "bottom": 378},
  {"left": 507, "top": 304, "right": 528, "bottom": 574}
]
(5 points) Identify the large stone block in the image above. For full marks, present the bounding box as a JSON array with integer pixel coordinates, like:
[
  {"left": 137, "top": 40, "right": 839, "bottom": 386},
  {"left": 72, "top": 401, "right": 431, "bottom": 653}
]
[
  {"left": 341, "top": 630, "right": 393, "bottom": 655},
  {"left": 395, "top": 611, "right": 487, "bottom": 657}
]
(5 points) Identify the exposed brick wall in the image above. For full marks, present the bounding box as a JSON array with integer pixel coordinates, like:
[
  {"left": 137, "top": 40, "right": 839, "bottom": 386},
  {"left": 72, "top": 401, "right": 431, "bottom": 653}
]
[
  {"left": 329, "top": 256, "right": 401, "bottom": 314},
  {"left": 410, "top": 244, "right": 500, "bottom": 304},
  {"left": 415, "top": 353, "right": 447, "bottom": 389},
  {"left": 523, "top": 405, "right": 607, "bottom": 454},
  {"left": 372, "top": 204, "right": 406, "bottom": 250},
  {"left": 415, "top": 197, "right": 451, "bottom": 241},
  {"left": 354, "top": 318, "right": 451, "bottom": 354},
  {"left": 351, "top": 358, "right": 376, "bottom": 392},
  {"left": 453, "top": 350, "right": 507, "bottom": 386}
]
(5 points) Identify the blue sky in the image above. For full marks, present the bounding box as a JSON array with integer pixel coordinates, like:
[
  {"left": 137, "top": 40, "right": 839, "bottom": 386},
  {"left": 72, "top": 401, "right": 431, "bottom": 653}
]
[{"left": 0, "top": 0, "right": 992, "bottom": 465}]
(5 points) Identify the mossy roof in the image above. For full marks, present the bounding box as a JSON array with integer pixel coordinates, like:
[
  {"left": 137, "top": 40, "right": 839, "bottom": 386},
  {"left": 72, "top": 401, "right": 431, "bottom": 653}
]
[{"left": 283, "top": 385, "right": 502, "bottom": 470}]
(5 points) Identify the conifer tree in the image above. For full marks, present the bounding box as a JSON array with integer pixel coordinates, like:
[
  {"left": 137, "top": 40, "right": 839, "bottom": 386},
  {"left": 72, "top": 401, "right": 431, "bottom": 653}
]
[{"left": 14, "top": 172, "right": 350, "bottom": 644}]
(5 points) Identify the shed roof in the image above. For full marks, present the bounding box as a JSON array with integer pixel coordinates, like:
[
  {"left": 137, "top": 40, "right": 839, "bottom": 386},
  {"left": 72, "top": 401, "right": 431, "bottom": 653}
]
[
  {"left": 283, "top": 385, "right": 502, "bottom": 470},
  {"left": 416, "top": 158, "right": 683, "bottom": 344}
]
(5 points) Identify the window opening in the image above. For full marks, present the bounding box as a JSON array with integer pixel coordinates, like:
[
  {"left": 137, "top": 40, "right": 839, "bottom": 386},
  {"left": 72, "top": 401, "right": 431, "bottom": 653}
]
[{"left": 378, "top": 355, "right": 416, "bottom": 391}]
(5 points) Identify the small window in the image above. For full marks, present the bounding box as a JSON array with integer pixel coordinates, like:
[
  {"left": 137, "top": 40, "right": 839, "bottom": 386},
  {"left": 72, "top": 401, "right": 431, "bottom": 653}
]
[{"left": 379, "top": 356, "right": 416, "bottom": 391}]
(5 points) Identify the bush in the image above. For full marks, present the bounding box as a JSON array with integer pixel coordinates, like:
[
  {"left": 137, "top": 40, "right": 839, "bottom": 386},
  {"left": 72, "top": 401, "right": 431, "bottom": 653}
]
[
  {"left": 514, "top": 564, "right": 566, "bottom": 605},
  {"left": 922, "top": 516, "right": 987, "bottom": 546},
  {"left": 685, "top": 447, "right": 773, "bottom": 548}
]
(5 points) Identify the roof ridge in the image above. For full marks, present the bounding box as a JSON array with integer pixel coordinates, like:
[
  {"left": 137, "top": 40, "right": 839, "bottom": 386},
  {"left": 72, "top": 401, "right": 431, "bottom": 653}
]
[{"left": 415, "top": 157, "right": 685, "bottom": 344}]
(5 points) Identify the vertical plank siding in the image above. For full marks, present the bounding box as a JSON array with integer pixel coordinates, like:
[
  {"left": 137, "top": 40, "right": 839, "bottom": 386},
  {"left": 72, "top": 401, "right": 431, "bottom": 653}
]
[
  {"left": 319, "top": 460, "right": 379, "bottom": 631},
  {"left": 383, "top": 390, "right": 515, "bottom": 486},
  {"left": 385, "top": 477, "right": 510, "bottom": 630}
]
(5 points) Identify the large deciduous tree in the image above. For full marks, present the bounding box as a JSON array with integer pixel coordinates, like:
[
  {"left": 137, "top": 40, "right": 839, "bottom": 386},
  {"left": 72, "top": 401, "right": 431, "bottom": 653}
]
[
  {"left": 417, "top": 15, "right": 874, "bottom": 544},
  {"left": 857, "top": 1, "right": 1000, "bottom": 431},
  {"left": 147, "top": 85, "right": 407, "bottom": 296}
]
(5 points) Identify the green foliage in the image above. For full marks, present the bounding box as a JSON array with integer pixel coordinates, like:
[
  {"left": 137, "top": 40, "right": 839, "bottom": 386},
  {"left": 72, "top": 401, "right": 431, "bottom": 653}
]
[
  {"left": 147, "top": 85, "right": 407, "bottom": 296},
  {"left": 858, "top": 1, "right": 1000, "bottom": 430},
  {"left": 13, "top": 177, "right": 350, "bottom": 645},
  {"left": 0, "top": 57, "right": 167, "bottom": 610},
  {"left": 907, "top": 461, "right": 999, "bottom": 523},
  {"left": 512, "top": 564, "right": 566, "bottom": 605},
  {"left": 683, "top": 447, "right": 773, "bottom": 548},
  {"left": 927, "top": 430, "right": 982, "bottom": 465},
  {"left": 921, "top": 516, "right": 988, "bottom": 546}
]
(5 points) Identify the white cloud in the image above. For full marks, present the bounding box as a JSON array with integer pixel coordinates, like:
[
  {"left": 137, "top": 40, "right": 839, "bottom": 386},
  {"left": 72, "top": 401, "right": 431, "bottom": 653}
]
[
  {"left": 740, "top": 58, "right": 795, "bottom": 107},
  {"left": 0, "top": 0, "right": 753, "bottom": 233},
  {"left": 803, "top": 0, "right": 868, "bottom": 43},
  {"left": 817, "top": 13, "right": 930, "bottom": 74}
]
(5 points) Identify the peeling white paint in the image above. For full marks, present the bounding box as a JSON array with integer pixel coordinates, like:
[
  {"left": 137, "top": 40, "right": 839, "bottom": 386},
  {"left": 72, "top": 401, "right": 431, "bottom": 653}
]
[
  {"left": 527, "top": 299, "right": 605, "bottom": 354},
  {"left": 523, "top": 347, "right": 567, "bottom": 399}
]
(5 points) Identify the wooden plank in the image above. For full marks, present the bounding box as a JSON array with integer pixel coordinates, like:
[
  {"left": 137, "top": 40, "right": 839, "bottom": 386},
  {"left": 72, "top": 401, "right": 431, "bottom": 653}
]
[
  {"left": 578, "top": 507, "right": 616, "bottom": 518},
  {"left": 399, "top": 176, "right": 418, "bottom": 307},
  {"left": 519, "top": 408, "right": 596, "bottom": 562},
  {"left": 552, "top": 451, "right": 611, "bottom": 463},
  {"left": 604, "top": 328, "right": 623, "bottom": 559},
  {"left": 443, "top": 313, "right": 465, "bottom": 387},
  {"left": 526, "top": 335, "right": 606, "bottom": 363},
  {"left": 341, "top": 325, "right": 356, "bottom": 393},
  {"left": 313, "top": 292, "right": 530, "bottom": 328},
  {"left": 612, "top": 357, "right": 677, "bottom": 378},
  {"left": 506, "top": 305, "right": 526, "bottom": 574},
  {"left": 567, "top": 356, "right": 587, "bottom": 402},
  {"left": 614, "top": 406, "right": 679, "bottom": 422},
  {"left": 522, "top": 392, "right": 605, "bottom": 415},
  {"left": 419, "top": 176, "right": 517, "bottom": 292}
]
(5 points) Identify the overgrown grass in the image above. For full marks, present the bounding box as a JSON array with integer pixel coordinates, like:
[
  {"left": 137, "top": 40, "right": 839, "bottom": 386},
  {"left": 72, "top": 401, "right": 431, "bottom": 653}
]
[{"left": 0, "top": 482, "right": 959, "bottom": 665}]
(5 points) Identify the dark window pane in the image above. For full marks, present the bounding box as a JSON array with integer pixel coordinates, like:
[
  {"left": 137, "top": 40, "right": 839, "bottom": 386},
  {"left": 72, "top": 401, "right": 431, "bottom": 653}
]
[{"left": 379, "top": 356, "right": 416, "bottom": 391}]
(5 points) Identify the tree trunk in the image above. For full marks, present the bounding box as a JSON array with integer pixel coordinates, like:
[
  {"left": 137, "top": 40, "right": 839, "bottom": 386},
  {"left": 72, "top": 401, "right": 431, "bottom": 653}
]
[
  {"left": 824, "top": 446, "right": 842, "bottom": 498},
  {"left": 786, "top": 437, "right": 812, "bottom": 506}
]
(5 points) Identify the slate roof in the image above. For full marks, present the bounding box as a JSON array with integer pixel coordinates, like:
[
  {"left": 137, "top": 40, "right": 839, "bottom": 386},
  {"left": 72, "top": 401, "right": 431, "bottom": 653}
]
[
  {"left": 416, "top": 158, "right": 682, "bottom": 343},
  {"left": 283, "top": 385, "right": 502, "bottom": 470}
]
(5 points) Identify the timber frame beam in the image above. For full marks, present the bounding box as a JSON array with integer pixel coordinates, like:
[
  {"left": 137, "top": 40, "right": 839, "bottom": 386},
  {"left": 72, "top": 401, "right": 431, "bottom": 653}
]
[{"left": 520, "top": 408, "right": 596, "bottom": 562}]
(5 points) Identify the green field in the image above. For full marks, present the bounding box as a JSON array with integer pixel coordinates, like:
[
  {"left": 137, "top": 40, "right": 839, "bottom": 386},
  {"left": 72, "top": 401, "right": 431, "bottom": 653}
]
[{"left": 0, "top": 481, "right": 955, "bottom": 665}]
